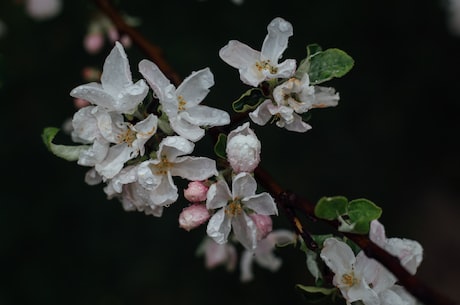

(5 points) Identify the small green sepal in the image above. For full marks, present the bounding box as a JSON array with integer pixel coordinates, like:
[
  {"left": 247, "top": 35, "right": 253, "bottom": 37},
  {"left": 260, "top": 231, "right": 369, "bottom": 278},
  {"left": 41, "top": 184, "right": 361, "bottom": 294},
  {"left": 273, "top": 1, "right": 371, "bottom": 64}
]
[
  {"left": 296, "top": 284, "right": 336, "bottom": 303},
  {"left": 42, "top": 127, "right": 89, "bottom": 161},
  {"left": 214, "top": 133, "right": 227, "bottom": 159},
  {"left": 232, "top": 88, "right": 266, "bottom": 113}
]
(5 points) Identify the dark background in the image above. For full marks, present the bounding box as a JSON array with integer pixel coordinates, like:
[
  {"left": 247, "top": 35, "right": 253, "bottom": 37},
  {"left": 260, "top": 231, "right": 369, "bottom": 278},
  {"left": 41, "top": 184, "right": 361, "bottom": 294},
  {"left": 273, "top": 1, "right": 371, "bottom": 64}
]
[{"left": 1, "top": 0, "right": 459, "bottom": 304}]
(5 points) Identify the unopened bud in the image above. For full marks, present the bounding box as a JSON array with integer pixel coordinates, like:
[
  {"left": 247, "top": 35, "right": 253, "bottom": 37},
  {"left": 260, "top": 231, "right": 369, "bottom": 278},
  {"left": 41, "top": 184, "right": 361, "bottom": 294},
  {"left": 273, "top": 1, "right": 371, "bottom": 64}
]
[
  {"left": 184, "top": 181, "right": 209, "bottom": 203},
  {"left": 250, "top": 214, "right": 273, "bottom": 240},
  {"left": 179, "top": 203, "right": 211, "bottom": 231},
  {"left": 84, "top": 32, "right": 104, "bottom": 54},
  {"left": 226, "top": 122, "right": 261, "bottom": 173}
]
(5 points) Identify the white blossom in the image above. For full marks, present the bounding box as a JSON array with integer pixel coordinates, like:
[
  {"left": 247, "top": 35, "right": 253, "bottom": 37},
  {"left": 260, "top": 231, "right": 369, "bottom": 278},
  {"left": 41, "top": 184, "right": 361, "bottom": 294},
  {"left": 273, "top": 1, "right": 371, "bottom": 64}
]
[
  {"left": 219, "top": 17, "right": 296, "bottom": 87},
  {"left": 70, "top": 41, "right": 149, "bottom": 115},
  {"left": 320, "top": 238, "right": 380, "bottom": 305},
  {"left": 71, "top": 105, "right": 157, "bottom": 179},
  {"left": 103, "top": 136, "right": 217, "bottom": 216},
  {"left": 240, "top": 230, "right": 296, "bottom": 282},
  {"left": 249, "top": 74, "right": 339, "bottom": 132},
  {"left": 370, "top": 220, "right": 423, "bottom": 275},
  {"left": 139, "top": 59, "right": 230, "bottom": 142},
  {"left": 206, "top": 172, "right": 278, "bottom": 250},
  {"left": 198, "top": 237, "right": 237, "bottom": 271},
  {"left": 226, "top": 122, "right": 261, "bottom": 173}
]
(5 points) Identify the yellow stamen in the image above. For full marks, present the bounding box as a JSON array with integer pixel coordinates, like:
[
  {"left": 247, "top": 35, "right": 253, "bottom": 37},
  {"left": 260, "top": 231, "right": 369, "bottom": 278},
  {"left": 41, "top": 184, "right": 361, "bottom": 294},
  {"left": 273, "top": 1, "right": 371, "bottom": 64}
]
[
  {"left": 341, "top": 273, "right": 356, "bottom": 287},
  {"left": 225, "top": 199, "right": 243, "bottom": 216},
  {"left": 255, "top": 60, "right": 278, "bottom": 74},
  {"left": 116, "top": 128, "right": 136, "bottom": 146},
  {"left": 177, "top": 95, "right": 187, "bottom": 111}
]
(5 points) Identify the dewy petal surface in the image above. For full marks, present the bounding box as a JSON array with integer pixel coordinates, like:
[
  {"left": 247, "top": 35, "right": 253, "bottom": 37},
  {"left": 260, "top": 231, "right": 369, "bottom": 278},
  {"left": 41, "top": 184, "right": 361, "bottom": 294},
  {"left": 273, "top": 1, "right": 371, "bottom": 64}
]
[
  {"left": 243, "top": 193, "right": 277, "bottom": 215},
  {"left": 261, "top": 17, "right": 293, "bottom": 63},
  {"left": 158, "top": 136, "right": 194, "bottom": 161},
  {"left": 182, "top": 105, "right": 230, "bottom": 126},
  {"left": 207, "top": 208, "right": 232, "bottom": 244},
  {"left": 176, "top": 68, "right": 214, "bottom": 107},
  {"left": 171, "top": 156, "right": 217, "bottom": 181},
  {"left": 219, "top": 40, "right": 260, "bottom": 70},
  {"left": 232, "top": 213, "right": 257, "bottom": 250},
  {"left": 70, "top": 83, "right": 116, "bottom": 109},
  {"left": 320, "top": 238, "right": 355, "bottom": 275},
  {"left": 138, "top": 59, "right": 172, "bottom": 100},
  {"left": 249, "top": 100, "right": 273, "bottom": 126},
  {"left": 206, "top": 180, "right": 232, "bottom": 210},
  {"left": 101, "top": 41, "right": 133, "bottom": 96},
  {"left": 232, "top": 172, "right": 257, "bottom": 199}
]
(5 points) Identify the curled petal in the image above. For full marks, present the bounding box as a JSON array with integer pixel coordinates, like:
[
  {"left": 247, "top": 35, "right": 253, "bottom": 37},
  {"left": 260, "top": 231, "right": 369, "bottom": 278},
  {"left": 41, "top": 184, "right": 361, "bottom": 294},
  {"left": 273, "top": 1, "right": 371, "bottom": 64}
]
[
  {"left": 249, "top": 100, "right": 273, "bottom": 126},
  {"left": 261, "top": 17, "right": 293, "bottom": 63},
  {"left": 138, "top": 59, "right": 172, "bottom": 100}
]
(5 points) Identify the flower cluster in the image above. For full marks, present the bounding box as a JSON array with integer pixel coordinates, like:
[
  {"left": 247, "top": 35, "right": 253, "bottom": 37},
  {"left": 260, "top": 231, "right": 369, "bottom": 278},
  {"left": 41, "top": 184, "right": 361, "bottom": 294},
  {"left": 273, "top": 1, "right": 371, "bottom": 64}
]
[
  {"left": 64, "top": 33, "right": 284, "bottom": 265},
  {"left": 319, "top": 220, "right": 423, "bottom": 305},
  {"left": 220, "top": 17, "right": 340, "bottom": 132}
]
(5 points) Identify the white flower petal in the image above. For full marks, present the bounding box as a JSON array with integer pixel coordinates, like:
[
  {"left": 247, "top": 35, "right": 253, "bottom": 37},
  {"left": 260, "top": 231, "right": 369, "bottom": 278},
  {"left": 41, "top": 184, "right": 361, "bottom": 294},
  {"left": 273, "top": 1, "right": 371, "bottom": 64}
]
[
  {"left": 261, "top": 17, "right": 293, "bottom": 63},
  {"left": 219, "top": 40, "right": 260, "bottom": 70},
  {"left": 171, "top": 117, "right": 205, "bottom": 142},
  {"left": 70, "top": 83, "right": 116, "bottom": 109},
  {"left": 158, "top": 136, "right": 194, "bottom": 161},
  {"left": 138, "top": 59, "right": 172, "bottom": 100},
  {"left": 249, "top": 100, "right": 273, "bottom": 126},
  {"left": 284, "top": 113, "right": 312, "bottom": 132},
  {"left": 95, "top": 143, "right": 133, "bottom": 179},
  {"left": 206, "top": 180, "right": 232, "bottom": 210},
  {"left": 176, "top": 68, "right": 214, "bottom": 107},
  {"left": 171, "top": 156, "right": 218, "bottom": 180},
  {"left": 232, "top": 213, "right": 258, "bottom": 250},
  {"left": 100, "top": 41, "right": 133, "bottom": 96},
  {"left": 207, "top": 208, "right": 232, "bottom": 244},
  {"left": 320, "top": 238, "right": 356, "bottom": 276},
  {"left": 232, "top": 172, "right": 257, "bottom": 199},
  {"left": 182, "top": 105, "right": 230, "bottom": 127},
  {"left": 240, "top": 250, "right": 256, "bottom": 282},
  {"left": 148, "top": 172, "right": 178, "bottom": 206},
  {"left": 243, "top": 193, "right": 278, "bottom": 216}
]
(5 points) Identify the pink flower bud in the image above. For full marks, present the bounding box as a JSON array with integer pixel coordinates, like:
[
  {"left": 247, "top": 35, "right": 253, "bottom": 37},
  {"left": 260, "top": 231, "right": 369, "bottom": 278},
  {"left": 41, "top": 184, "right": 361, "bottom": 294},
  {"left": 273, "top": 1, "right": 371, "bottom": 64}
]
[
  {"left": 179, "top": 203, "right": 211, "bottom": 231},
  {"left": 84, "top": 32, "right": 104, "bottom": 54},
  {"left": 73, "top": 98, "right": 91, "bottom": 109},
  {"left": 184, "top": 181, "right": 209, "bottom": 203},
  {"left": 226, "top": 122, "right": 261, "bottom": 173},
  {"left": 250, "top": 214, "right": 273, "bottom": 240}
]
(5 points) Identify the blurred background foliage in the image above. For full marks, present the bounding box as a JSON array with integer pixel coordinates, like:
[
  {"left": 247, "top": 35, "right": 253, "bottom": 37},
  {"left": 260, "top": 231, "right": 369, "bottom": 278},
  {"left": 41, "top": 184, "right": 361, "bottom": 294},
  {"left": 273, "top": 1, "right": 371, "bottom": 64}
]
[{"left": 1, "top": 0, "right": 459, "bottom": 304}]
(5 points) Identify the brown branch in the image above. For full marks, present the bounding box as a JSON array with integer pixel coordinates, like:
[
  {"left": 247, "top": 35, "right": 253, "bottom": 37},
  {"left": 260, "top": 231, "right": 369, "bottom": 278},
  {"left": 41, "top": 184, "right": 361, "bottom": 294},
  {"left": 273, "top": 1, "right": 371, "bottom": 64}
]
[
  {"left": 92, "top": 2, "right": 459, "bottom": 305},
  {"left": 255, "top": 166, "right": 459, "bottom": 305},
  {"left": 92, "top": 0, "right": 182, "bottom": 86}
]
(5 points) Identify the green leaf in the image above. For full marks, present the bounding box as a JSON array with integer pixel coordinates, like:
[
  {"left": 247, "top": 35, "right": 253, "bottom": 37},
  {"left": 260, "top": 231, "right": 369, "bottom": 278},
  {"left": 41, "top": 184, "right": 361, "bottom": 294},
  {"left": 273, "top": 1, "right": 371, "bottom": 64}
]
[
  {"left": 232, "top": 88, "right": 266, "bottom": 113},
  {"left": 314, "top": 196, "right": 348, "bottom": 220},
  {"left": 307, "top": 48, "right": 354, "bottom": 84},
  {"left": 42, "top": 127, "right": 89, "bottom": 161},
  {"left": 346, "top": 198, "right": 382, "bottom": 234},
  {"left": 296, "top": 284, "right": 336, "bottom": 303},
  {"left": 296, "top": 44, "right": 323, "bottom": 78},
  {"left": 214, "top": 133, "right": 227, "bottom": 159}
]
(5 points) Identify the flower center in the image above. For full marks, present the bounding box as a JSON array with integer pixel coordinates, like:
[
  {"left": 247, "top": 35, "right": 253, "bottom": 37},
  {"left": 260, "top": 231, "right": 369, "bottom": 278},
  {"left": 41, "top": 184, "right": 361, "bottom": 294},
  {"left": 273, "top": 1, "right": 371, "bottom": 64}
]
[
  {"left": 225, "top": 199, "right": 243, "bottom": 216},
  {"left": 341, "top": 272, "right": 357, "bottom": 287},
  {"left": 116, "top": 127, "right": 136, "bottom": 146},
  {"left": 154, "top": 155, "right": 173, "bottom": 175},
  {"left": 255, "top": 60, "right": 278, "bottom": 74},
  {"left": 177, "top": 95, "right": 187, "bottom": 111}
]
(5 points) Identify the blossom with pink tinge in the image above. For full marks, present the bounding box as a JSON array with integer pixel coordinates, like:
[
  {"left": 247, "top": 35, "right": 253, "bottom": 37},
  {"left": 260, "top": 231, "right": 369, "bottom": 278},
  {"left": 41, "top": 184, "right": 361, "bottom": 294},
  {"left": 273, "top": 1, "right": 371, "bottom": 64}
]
[
  {"left": 226, "top": 122, "right": 261, "bottom": 173},
  {"left": 179, "top": 203, "right": 211, "bottom": 231},
  {"left": 184, "top": 181, "right": 209, "bottom": 202},
  {"left": 249, "top": 214, "right": 273, "bottom": 240}
]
